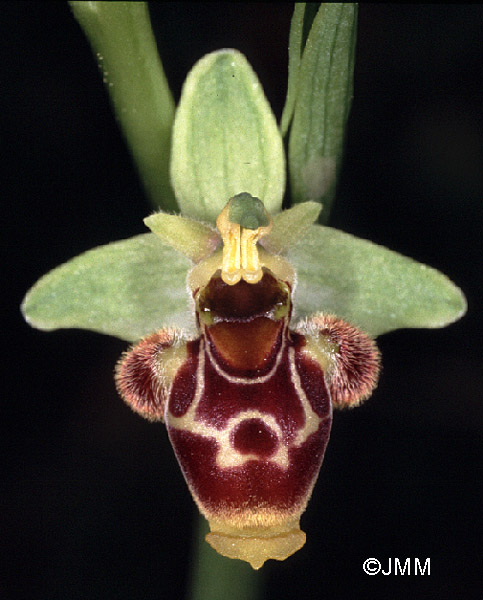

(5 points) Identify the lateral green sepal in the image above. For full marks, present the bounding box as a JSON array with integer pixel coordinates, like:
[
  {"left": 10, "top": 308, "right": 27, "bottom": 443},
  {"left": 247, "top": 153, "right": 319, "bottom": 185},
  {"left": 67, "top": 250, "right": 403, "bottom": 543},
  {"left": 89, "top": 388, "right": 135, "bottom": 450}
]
[
  {"left": 288, "top": 225, "right": 467, "bottom": 336},
  {"left": 22, "top": 234, "right": 194, "bottom": 342}
]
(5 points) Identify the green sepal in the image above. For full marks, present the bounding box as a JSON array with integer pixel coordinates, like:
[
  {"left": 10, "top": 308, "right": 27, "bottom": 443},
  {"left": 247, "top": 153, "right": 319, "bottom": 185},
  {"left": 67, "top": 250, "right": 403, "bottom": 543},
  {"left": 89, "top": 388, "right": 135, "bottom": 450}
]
[
  {"left": 144, "top": 212, "right": 220, "bottom": 263},
  {"left": 288, "top": 225, "right": 467, "bottom": 336},
  {"left": 21, "top": 222, "right": 467, "bottom": 344},
  {"left": 171, "top": 49, "right": 285, "bottom": 224},
  {"left": 22, "top": 234, "right": 193, "bottom": 342},
  {"left": 261, "top": 202, "right": 322, "bottom": 254},
  {"left": 288, "top": 3, "right": 357, "bottom": 222}
]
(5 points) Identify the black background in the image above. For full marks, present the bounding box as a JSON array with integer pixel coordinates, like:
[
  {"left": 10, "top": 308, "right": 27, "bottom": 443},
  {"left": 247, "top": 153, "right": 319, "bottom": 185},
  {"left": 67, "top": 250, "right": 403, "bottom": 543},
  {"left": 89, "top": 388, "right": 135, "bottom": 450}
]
[{"left": 3, "top": 3, "right": 482, "bottom": 599}]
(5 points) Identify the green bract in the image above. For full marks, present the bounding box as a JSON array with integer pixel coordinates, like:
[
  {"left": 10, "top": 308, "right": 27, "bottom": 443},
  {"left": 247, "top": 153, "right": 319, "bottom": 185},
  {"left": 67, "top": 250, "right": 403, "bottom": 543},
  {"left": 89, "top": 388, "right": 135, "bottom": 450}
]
[
  {"left": 170, "top": 49, "right": 285, "bottom": 223},
  {"left": 285, "top": 3, "right": 357, "bottom": 222},
  {"left": 280, "top": 3, "right": 305, "bottom": 137}
]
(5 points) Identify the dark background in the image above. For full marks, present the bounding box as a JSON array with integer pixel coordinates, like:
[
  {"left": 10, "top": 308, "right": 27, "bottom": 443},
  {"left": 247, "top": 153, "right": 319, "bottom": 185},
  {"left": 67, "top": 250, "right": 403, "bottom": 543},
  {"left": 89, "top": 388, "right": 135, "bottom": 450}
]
[{"left": 3, "top": 3, "right": 482, "bottom": 599}]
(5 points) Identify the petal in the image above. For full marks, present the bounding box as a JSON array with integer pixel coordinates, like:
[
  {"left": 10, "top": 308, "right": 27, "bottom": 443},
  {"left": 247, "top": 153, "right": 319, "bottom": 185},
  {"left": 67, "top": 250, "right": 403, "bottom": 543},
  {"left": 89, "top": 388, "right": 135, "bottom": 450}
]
[
  {"left": 144, "top": 211, "right": 220, "bottom": 263},
  {"left": 261, "top": 201, "right": 322, "bottom": 254}
]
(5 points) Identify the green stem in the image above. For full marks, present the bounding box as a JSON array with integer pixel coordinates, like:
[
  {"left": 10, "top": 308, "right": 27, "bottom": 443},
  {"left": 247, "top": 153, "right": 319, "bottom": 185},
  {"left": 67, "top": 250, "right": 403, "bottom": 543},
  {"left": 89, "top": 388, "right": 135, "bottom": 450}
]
[
  {"left": 69, "top": 1, "right": 177, "bottom": 211},
  {"left": 188, "top": 515, "right": 264, "bottom": 600}
]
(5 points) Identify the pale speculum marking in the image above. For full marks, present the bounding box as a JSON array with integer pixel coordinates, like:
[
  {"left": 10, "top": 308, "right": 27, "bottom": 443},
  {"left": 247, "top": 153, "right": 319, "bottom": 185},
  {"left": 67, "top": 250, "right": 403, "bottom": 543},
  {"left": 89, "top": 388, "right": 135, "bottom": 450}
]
[{"left": 166, "top": 338, "right": 326, "bottom": 470}]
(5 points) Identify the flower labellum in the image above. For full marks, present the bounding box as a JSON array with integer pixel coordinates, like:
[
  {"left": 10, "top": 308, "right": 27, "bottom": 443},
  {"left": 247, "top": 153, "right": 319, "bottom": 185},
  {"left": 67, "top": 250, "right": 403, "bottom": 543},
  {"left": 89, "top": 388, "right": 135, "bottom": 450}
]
[{"left": 116, "top": 193, "right": 380, "bottom": 569}]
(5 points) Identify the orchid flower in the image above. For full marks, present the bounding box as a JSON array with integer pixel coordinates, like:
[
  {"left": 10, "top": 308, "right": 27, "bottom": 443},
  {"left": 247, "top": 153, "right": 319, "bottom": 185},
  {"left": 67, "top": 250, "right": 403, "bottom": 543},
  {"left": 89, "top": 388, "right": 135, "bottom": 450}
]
[{"left": 22, "top": 4, "right": 466, "bottom": 571}]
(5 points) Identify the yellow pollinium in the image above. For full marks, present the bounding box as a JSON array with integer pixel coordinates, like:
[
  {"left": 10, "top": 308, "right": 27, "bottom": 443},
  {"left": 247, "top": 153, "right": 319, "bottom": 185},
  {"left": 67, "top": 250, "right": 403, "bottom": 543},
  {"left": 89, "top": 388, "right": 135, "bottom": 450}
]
[{"left": 216, "top": 196, "right": 272, "bottom": 286}]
